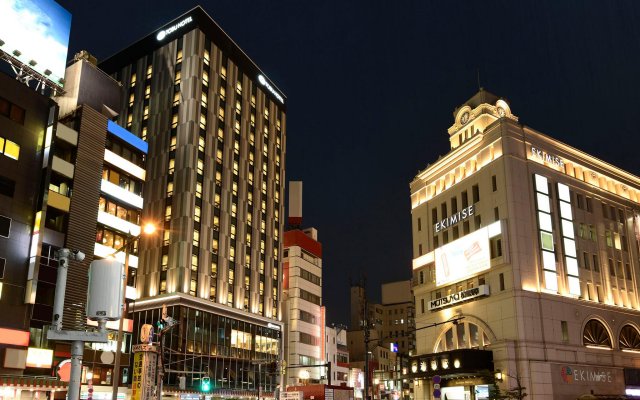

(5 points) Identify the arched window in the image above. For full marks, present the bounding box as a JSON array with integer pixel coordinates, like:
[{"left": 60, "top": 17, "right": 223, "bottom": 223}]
[
  {"left": 619, "top": 325, "right": 640, "bottom": 351},
  {"left": 583, "top": 319, "right": 612, "bottom": 348},
  {"left": 435, "top": 322, "right": 490, "bottom": 352}
]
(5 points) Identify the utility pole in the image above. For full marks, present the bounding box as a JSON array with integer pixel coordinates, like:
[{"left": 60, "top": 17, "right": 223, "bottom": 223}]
[
  {"left": 47, "top": 249, "right": 113, "bottom": 400},
  {"left": 362, "top": 278, "right": 370, "bottom": 400}
]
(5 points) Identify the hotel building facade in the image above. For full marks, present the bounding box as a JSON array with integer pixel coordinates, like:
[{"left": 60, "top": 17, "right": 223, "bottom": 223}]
[
  {"left": 99, "top": 7, "right": 286, "bottom": 396},
  {"left": 408, "top": 90, "right": 640, "bottom": 399}
]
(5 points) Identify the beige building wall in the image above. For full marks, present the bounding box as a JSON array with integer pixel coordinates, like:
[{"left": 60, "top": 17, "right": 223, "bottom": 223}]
[{"left": 410, "top": 90, "right": 640, "bottom": 400}]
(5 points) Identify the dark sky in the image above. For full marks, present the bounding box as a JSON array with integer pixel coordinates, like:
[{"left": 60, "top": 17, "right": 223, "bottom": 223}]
[{"left": 56, "top": 0, "right": 640, "bottom": 325}]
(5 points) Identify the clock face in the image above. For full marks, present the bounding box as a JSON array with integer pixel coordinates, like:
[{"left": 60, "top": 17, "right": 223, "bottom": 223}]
[
  {"left": 497, "top": 107, "right": 506, "bottom": 117},
  {"left": 460, "top": 112, "right": 469, "bottom": 125}
]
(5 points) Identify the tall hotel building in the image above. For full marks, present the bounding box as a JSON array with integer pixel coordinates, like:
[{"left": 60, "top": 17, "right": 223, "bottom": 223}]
[
  {"left": 99, "top": 7, "right": 286, "bottom": 395},
  {"left": 408, "top": 90, "right": 640, "bottom": 399}
]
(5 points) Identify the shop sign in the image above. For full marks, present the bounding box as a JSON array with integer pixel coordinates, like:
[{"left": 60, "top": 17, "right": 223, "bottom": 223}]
[
  {"left": 531, "top": 146, "right": 565, "bottom": 168},
  {"left": 560, "top": 365, "right": 612, "bottom": 384},
  {"left": 428, "top": 285, "right": 490, "bottom": 311},
  {"left": 434, "top": 204, "right": 475, "bottom": 233},
  {"left": 550, "top": 364, "right": 625, "bottom": 397}
]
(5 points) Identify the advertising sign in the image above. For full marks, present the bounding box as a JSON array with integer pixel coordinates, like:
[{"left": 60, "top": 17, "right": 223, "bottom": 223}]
[
  {"left": 130, "top": 351, "right": 143, "bottom": 400},
  {"left": 435, "top": 227, "right": 490, "bottom": 286},
  {"left": 0, "top": 0, "right": 71, "bottom": 86},
  {"left": 550, "top": 363, "right": 625, "bottom": 399},
  {"left": 428, "top": 285, "right": 490, "bottom": 311}
]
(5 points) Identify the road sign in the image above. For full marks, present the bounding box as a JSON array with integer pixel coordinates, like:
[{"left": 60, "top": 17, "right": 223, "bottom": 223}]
[
  {"left": 433, "top": 389, "right": 441, "bottom": 398},
  {"left": 432, "top": 375, "right": 441, "bottom": 384}
]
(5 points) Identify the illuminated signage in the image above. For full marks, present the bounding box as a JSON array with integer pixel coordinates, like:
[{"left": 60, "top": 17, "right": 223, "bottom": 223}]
[
  {"left": 435, "top": 226, "right": 490, "bottom": 286},
  {"left": 0, "top": 327, "right": 30, "bottom": 346},
  {"left": 156, "top": 16, "right": 193, "bottom": 41},
  {"left": 26, "top": 347, "right": 53, "bottom": 368},
  {"left": 390, "top": 342, "right": 398, "bottom": 353},
  {"left": 428, "top": 285, "right": 490, "bottom": 310},
  {"left": 0, "top": 0, "right": 71, "bottom": 86},
  {"left": 531, "top": 146, "right": 564, "bottom": 168},
  {"left": 258, "top": 75, "right": 285, "bottom": 104},
  {"left": 560, "top": 365, "right": 613, "bottom": 384},
  {"left": 434, "top": 204, "right": 475, "bottom": 233},
  {"left": 267, "top": 322, "right": 281, "bottom": 330}
]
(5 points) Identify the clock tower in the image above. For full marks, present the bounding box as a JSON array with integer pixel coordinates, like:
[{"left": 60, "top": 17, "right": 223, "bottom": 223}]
[{"left": 448, "top": 88, "right": 518, "bottom": 150}]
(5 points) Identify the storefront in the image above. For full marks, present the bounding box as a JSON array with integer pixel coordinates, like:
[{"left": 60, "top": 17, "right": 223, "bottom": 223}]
[
  {"left": 406, "top": 349, "right": 494, "bottom": 400},
  {"left": 0, "top": 376, "right": 67, "bottom": 400}
]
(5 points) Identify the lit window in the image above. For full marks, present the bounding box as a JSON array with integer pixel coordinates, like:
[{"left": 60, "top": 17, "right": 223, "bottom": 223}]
[
  {"left": 2, "top": 140, "right": 20, "bottom": 160},
  {"left": 194, "top": 206, "right": 201, "bottom": 222},
  {"left": 234, "top": 140, "right": 240, "bottom": 154},
  {"left": 174, "top": 70, "right": 181, "bottom": 84},
  {"left": 129, "top": 93, "right": 135, "bottom": 106},
  {"left": 197, "top": 159, "right": 204, "bottom": 175},
  {"left": 216, "top": 149, "right": 223, "bottom": 163},
  {"left": 232, "top": 182, "right": 238, "bottom": 195},
  {"left": 217, "top": 127, "right": 224, "bottom": 140},
  {"left": 264, "top": 109, "right": 269, "bottom": 119},
  {"left": 176, "top": 49, "right": 183, "bottom": 63},
  {"left": 168, "top": 158, "right": 175, "bottom": 174},
  {"left": 173, "top": 92, "right": 180, "bottom": 106},
  {"left": 235, "top": 100, "right": 241, "bottom": 113},
  {"left": 193, "top": 230, "right": 200, "bottom": 247},
  {"left": 248, "top": 171, "right": 254, "bottom": 184},
  {"left": 171, "top": 114, "right": 178, "bottom": 128},
  {"left": 234, "top": 120, "right": 240, "bottom": 133},
  {"left": 220, "top": 66, "right": 227, "bottom": 79},
  {"left": 190, "top": 279, "right": 197, "bottom": 295},
  {"left": 165, "top": 205, "right": 172, "bottom": 221},
  {"left": 200, "top": 114, "right": 207, "bottom": 129},
  {"left": 161, "top": 255, "right": 168, "bottom": 271},
  {"left": 214, "top": 193, "right": 221, "bottom": 207},
  {"left": 250, "top": 114, "right": 255, "bottom": 126},
  {"left": 233, "top": 161, "right": 239, "bottom": 174},
  {"left": 146, "top": 65, "right": 152, "bottom": 78},
  {"left": 215, "top": 171, "right": 222, "bottom": 185},
  {"left": 196, "top": 182, "right": 202, "bottom": 198},
  {"left": 203, "top": 70, "right": 209, "bottom": 86},
  {"left": 230, "top": 224, "right": 236, "bottom": 239},
  {"left": 130, "top": 73, "right": 137, "bottom": 87},
  {"left": 166, "top": 182, "right": 173, "bottom": 196},
  {"left": 212, "top": 239, "right": 219, "bottom": 253},
  {"left": 218, "top": 107, "right": 225, "bottom": 121},
  {"left": 127, "top": 114, "right": 132, "bottom": 127},
  {"left": 141, "top": 127, "right": 147, "bottom": 140},
  {"left": 229, "top": 247, "right": 235, "bottom": 261},
  {"left": 219, "top": 86, "right": 226, "bottom": 100},
  {"left": 201, "top": 92, "right": 208, "bottom": 107},
  {"left": 170, "top": 136, "right": 177, "bottom": 150},
  {"left": 236, "top": 81, "right": 242, "bottom": 94},
  {"left": 143, "top": 106, "right": 149, "bottom": 120},
  {"left": 203, "top": 49, "right": 210, "bottom": 65},
  {"left": 145, "top": 85, "right": 150, "bottom": 99},
  {"left": 251, "top": 94, "right": 256, "bottom": 107},
  {"left": 231, "top": 203, "right": 237, "bottom": 217},
  {"left": 213, "top": 215, "right": 219, "bottom": 230},
  {"left": 163, "top": 230, "right": 170, "bottom": 245}
]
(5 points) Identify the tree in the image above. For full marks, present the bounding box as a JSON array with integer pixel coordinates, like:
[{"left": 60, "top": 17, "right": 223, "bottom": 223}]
[{"left": 489, "top": 372, "right": 527, "bottom": 400}]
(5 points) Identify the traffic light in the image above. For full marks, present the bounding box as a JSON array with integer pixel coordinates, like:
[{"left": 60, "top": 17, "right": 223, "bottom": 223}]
[{"left": 201, "top": 376, "right": 211, "bottom": 392}]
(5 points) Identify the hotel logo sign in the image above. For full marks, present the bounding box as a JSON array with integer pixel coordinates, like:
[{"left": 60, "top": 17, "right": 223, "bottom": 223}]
[
  {"left": 428, "top": 285, "right": 490, "bottom": 311},
  {"left": 434, "top": 204, "right": 475, "bottom": 233},
  {"left": 560, "top": 366, "right": 613, "bottom": 384},
  {"left": 531, "top": 146, "right": 565, "bottom": 168},
  {"left": 156, "top": 16, "right": 194, "bottom": 41},
  {"left": 258, "top": 75, "right": 285, "bottom": 104}
]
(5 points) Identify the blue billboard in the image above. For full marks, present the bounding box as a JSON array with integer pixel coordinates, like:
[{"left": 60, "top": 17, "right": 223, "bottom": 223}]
[{"left": 0, "top": 0, "right": 71, "bottom": 87}]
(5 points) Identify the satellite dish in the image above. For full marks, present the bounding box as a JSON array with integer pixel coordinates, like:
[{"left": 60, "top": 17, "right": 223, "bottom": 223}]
[{"left": 100, "top": 351, "right": 115, "bottom": 364}]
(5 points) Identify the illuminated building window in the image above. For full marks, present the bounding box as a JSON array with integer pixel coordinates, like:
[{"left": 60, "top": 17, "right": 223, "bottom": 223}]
[
  {"left": 197, "top": 159, "right": 204, "bottom": 175},
  {"left": 264, "top": 108, "right": 269, "bottom": 119},
  {"left": 234, "top": 120, "right": 240, "bottom": 134},
  {"left": 173, "top": 92, "right": 180, "bottom": 106},
  {"left": 247, "top": 191, "right": 253, "bottom": 205},
  {"left": 227, "top": 292, "right": 233, "bottom": 306},
  {"left": 141, "top": 127, "right": 147, "bottom": 140},
  {"left": 230, "top": 224, "right": 236, "bottom": 239},
  {"left": 166, "top": 182, "right": 173, "bottom": 197},
  {"left": 214, "top": 193, "right": 220, "bottom": 207},
  {"left": 200, "top": 114, "right": 207, "bottom": 130},
  {"left": 250, "top": 94, "right": 256, "bottom": 107},
  {"left": 619, "top": 325, "right": 640, "bottom": 351},
  {"left": 233, "top": 161, "right": 239, "bottom": 174},
  {"left": 234, "top": 140, "right": 240, "bottom": 154},
  {"left": 216, "top": 149, "right": 223, "bottom": 163},
  {"left": 160, "top": 280, "right": 166, "bottom": 294},
  {"left": 191, "top": 254, "right": 198, "bottom": 272},
  {"left": 163, "top": 230, "right": 170, "bottom": 246},
  {"left": 146, "top": 65, "right": 152, "bottom": 78},
  {"left": 203, "top": 70, "right": 209, "bottom": 86},
  {"left": 247, "top": 212, "right": 252, "bottom": 224},
  {"left": 0, "top": 139, "right": 20, "bottom": 160},
  {"left": 212, "top": 239, "right": 219, "bottom": 254},
  {"left": 145, "top": 85, "right": 150, "bottom": 99},
  {"left": 161, "top": 255, "right": 168, "bottom": 271},
  {"left": 218, "top": 107, "right": 225, "bottom": 121},
  {"left": 245, "top": 254, "right": 251, "bottom": 267},
  {"left": 130, "top": 73, "right": 137, "bottom": 87},
  {"left": 203, "top": 49, "right": 210, "bottom": 65},
  {"left": 196, "top": 182, "right": 202, "bottom": 198},
  {"left": 210, "top": 285, "right": 216, "bottom": 301},
  {"left": 190, "top": 279, "right": 197, "bottom": 296},
  {"left": 231, "top": 203, "right": 237, "bottom": 218},
  {"left": 201, "top": 92, "right": 207, "bottom": 107},
  {"left": 259, "top": 281, "right": 264, "bottom": 295},
  {"left": 168, "top": 158, "right": 175, "bottom": 174},
  {"left": 143, "top": 106, "right": 149, "bottom": 120},
  {"left": 165, "top": 205, "right": 172, "bottom": 221},
  {"left": 213, "top": 215, "right": 219, "bottom": 231},
  {"left": 174, "top": 70, "right": 181, "bottom": 85},
  {"left": 215, "top": 171, "right": 222, "bottom": 186},
  {"left": 232, "top": 182, "right": 238, "bottom": 196},
  {"left": 235, "top": 100, "right": 241, "bottom": 113},
  {"left": 220, "top": 65, "right": 227, "bottom": 79},
  {"left": 236, "top": 81, "right": 242, "bottom": 95},
  {"left": 435, "top": 322, "right": 491, "bottom": 352},
  {"left": 129, "top": 93, "right": 135, "bottom": 106},
  {"left": 219, "top": 85, "right": 226, "bottom": 100},
  {"left": 217, "top": 127, "right": 224, "bottom": 141},
  {"left": 176, "top": 49, "right": 183, "bottom": 63},
  {"left": 194, "top": 206, "right": 201, "bottom": 222},
  {"left": 169, "top": 136, "right": 177, "bottom": 151},
  {"left": 583, "top": 319, "right": 612, "bottom": 348},
  {"left": 171, "top": 114, "right": 178, "bottom": 128}
]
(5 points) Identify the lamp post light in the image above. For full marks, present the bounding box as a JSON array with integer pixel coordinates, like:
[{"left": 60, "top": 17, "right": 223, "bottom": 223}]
[{"left": 111, "top": 223, "right": 157, "bottom": 400}]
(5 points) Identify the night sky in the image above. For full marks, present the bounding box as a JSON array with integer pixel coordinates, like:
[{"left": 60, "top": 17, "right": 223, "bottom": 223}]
[{"left": 56, "top": 0, "right": 640, "bottom": 325}]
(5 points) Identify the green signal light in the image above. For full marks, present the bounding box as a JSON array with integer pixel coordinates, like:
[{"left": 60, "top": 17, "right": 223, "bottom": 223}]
[{"left": 201, "top": 376, "right": 211, "bottom": 392}]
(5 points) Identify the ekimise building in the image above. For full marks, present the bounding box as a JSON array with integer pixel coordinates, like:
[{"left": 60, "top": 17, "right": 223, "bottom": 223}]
[{"left": 409, "top": 90, "right": 640, "bottom": 400}]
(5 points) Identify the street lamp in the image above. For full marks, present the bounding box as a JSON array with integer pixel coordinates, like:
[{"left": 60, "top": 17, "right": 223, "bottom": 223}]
[{"left": 111, "top": 222, "right": 157, "bottom": 400}]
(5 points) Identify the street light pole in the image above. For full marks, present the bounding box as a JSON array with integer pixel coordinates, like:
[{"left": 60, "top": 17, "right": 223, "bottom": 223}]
[
  {"left": 111, "top": 223, "right": 156, "bottom": 400},
  {"left": 111, "top": 232, "right": 132, "bottom": 400}
]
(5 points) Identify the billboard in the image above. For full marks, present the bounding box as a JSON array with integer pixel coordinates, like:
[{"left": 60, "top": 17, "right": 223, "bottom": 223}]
[
  {"left": 435, "top": 226, "right": 491, "bottom": 286},
  {"left": 0, "top": 0, "right": 71, "bottom": 86}
]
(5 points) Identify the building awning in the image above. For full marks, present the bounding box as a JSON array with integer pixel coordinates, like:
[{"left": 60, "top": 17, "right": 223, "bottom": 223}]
[{"left": 0, "top": 376, "right": 68, "bottom": 390}]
